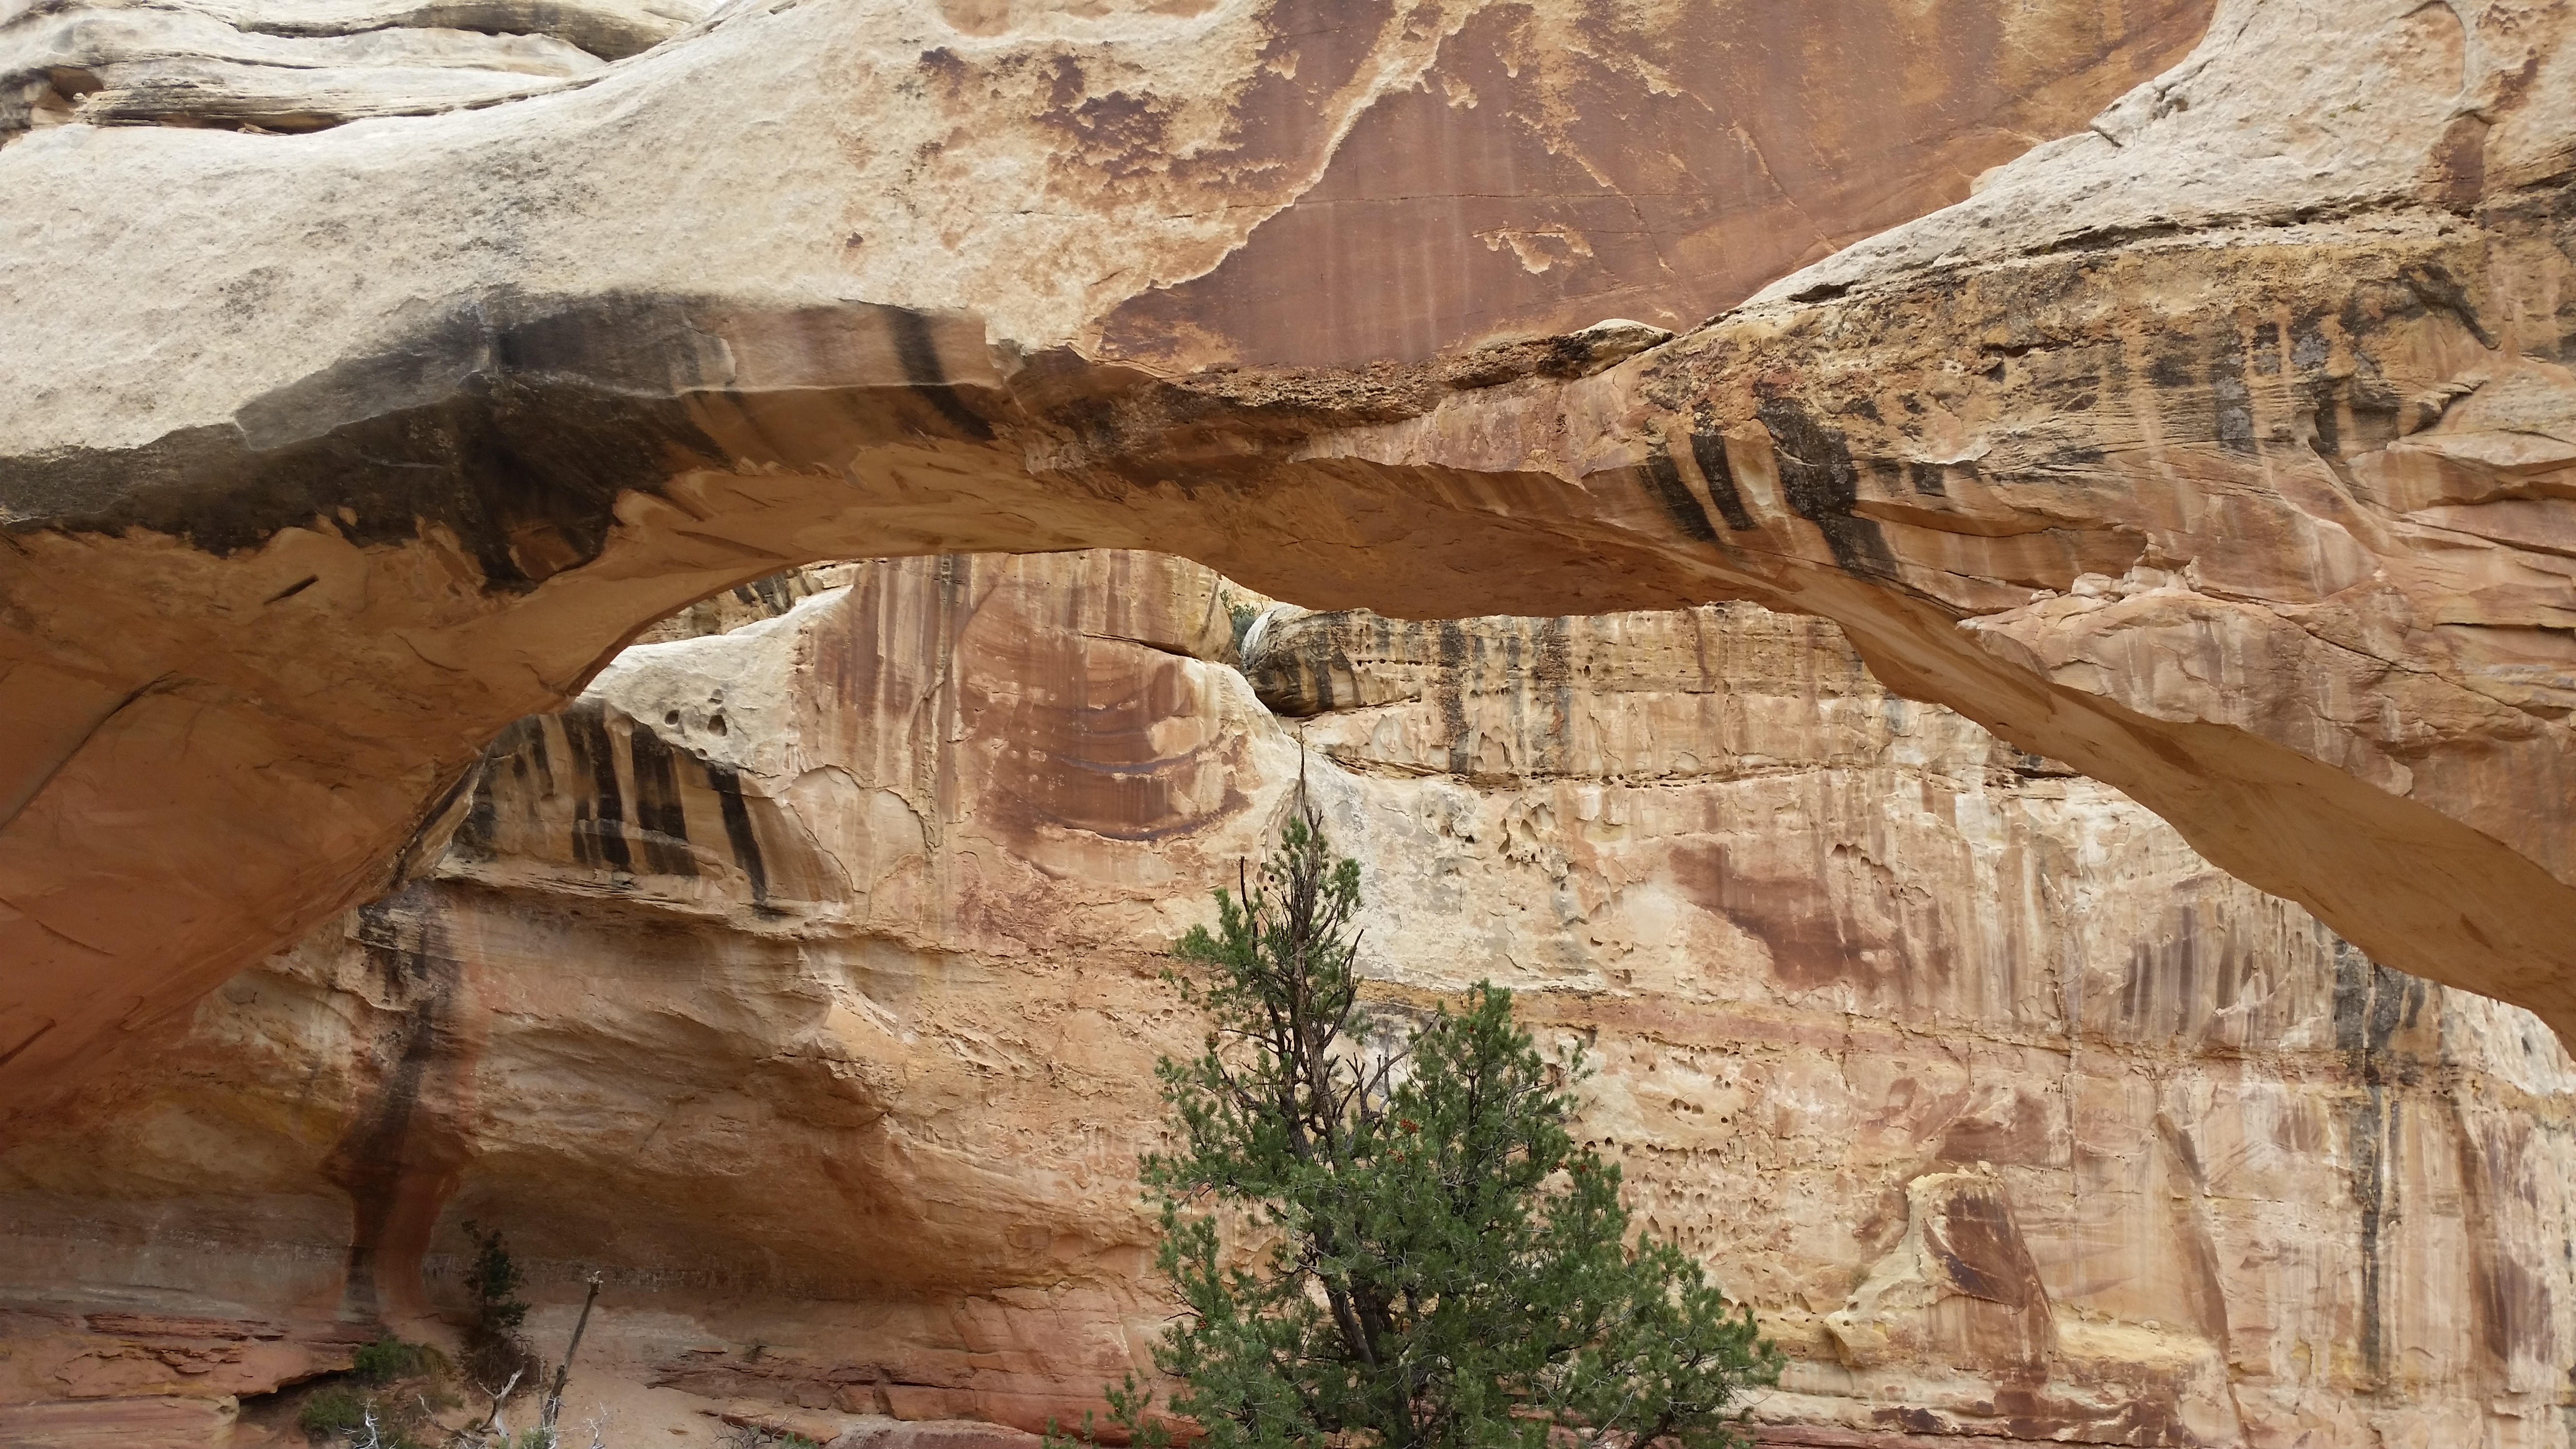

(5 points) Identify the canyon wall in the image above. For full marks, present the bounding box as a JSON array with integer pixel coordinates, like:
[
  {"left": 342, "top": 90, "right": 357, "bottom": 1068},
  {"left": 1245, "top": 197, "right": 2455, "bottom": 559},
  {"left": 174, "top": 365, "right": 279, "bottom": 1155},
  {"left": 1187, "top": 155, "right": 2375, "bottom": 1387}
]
[
  {"left": 5, "top": 552, "right": 2572, "bottom": 1448},
  {"left": 12, "top": 0, "right": 2576, "bottom": 1106}
]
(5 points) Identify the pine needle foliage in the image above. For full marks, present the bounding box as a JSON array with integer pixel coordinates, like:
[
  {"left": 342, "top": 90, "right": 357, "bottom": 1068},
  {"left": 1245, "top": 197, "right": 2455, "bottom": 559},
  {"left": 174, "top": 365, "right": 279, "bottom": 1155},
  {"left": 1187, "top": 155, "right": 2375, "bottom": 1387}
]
[
  {"left": 1074, "top": 793, "right": 1780, "bottom": 1449},
  {"left": 460, "top": 1220, "right": 538, "bottom": 1388}
]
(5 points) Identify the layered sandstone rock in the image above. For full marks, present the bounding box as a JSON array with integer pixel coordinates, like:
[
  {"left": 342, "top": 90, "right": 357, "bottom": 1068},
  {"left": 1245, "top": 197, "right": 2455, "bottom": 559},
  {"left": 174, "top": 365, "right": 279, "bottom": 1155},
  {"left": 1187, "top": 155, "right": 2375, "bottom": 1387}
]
[
  {"left": 6, "top": 552, "right": 2571, "bottom": 1448},
  {"left": 23, "top": 0, "right": 2576, "bottom": 1108},
  {"left": 0, "top": 0, "right": 709, "bottom": 139}
]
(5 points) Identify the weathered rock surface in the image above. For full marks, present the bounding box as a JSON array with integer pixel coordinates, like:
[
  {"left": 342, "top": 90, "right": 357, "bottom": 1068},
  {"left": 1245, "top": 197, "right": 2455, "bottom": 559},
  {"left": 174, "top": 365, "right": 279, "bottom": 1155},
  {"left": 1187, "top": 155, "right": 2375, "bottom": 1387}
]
[
  {"left": 1, "top": 0, "right": 709, "bottom": 137},
  {"left": 7, "top": 0, "right": 2576, "bottom": 1105},
  {"left": 7, "top": 551, "right": 2572, "bottom": 1447}
]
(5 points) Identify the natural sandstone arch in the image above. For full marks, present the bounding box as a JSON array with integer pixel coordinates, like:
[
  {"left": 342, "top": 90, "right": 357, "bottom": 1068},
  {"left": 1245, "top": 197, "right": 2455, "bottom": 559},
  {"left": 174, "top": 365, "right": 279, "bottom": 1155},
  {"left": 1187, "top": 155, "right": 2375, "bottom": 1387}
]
[{"left": 3, "top": 0, "right": 2574, "bottom": 1110}]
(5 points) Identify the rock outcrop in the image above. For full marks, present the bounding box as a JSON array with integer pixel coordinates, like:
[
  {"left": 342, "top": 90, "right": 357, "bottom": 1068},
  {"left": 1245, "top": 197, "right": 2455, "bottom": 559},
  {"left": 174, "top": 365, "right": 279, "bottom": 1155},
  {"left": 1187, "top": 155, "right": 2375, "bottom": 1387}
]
[
  {"left": 7, "top": 552, "right": 2572, "bottom": 1448},
  {"left": 14, "top": 0, "right": 2576, "bottom": 1105},
  {"left": 0, "top": 0, "right": 710, "bottom": 138}
]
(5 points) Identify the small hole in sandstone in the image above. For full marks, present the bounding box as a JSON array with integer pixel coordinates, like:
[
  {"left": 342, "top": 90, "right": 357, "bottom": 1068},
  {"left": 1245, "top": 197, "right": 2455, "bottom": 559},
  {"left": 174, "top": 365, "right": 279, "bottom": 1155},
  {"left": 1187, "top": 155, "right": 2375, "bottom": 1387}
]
[
  {"left": 45, "top": 65, "right": 103, "bottom": 99},
  {"left": 709, "top": 712, "right": 727, "bottom": 735},
  {"left": 665, "top": 710, "right": 681, "bottom": 726}
]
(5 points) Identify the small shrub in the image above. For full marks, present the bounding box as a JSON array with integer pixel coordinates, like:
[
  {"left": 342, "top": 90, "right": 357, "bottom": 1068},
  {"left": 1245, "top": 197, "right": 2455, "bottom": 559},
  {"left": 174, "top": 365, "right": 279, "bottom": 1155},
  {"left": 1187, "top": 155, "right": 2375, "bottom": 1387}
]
[
  {"left": 1226, "top": 598, "right": 1262, "bottom": 657},
  {"left": 298, "top": 1384, "right": 368, "bottom": 1436},
  {"left": 716, "top": 1427, "right": 821, "bottom": 1449},
  {"left": 299, "top": 1377, "right": 440, "bottom": 1448},
  {"left": 351, "top": 1335, "right": 434, "bottom": 1385}
]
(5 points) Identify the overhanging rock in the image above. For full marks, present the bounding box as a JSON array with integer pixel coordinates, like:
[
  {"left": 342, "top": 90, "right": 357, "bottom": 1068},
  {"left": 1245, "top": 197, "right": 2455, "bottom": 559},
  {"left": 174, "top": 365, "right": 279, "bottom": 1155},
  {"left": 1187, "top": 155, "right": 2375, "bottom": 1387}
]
[{"left": 4, "top": 0, "right": 2575, "bottom": 1103}]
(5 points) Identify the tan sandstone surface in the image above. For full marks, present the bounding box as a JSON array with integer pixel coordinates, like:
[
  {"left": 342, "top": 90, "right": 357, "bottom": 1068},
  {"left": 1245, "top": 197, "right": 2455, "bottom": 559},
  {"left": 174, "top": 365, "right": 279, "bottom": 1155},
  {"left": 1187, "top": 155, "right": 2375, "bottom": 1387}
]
[
  {"left": 12, "top": 0, "right": 2576, "bottom": 1106},
  {"left": 5, "top": 551, "right": 2571, "bottom": 1449}
]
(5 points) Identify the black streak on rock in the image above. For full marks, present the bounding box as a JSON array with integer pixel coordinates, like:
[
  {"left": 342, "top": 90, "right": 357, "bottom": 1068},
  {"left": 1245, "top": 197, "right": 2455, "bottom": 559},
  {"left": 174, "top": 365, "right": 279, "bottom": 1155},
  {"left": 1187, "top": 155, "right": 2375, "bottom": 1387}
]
[
  {"left": 1635, "top": 439, "right": 1718, "bottom": 543},
  {"left": 0, "top": 295, "right": 1000, "bottom": 592},
  {"left": 323, "top": 888, "right": 464, "bottom": 1322},
  {"left": 2250, "top": 321, "right": 2284, "bottom": 377},
  {"left": 454, "top": 717, "right": 549, "bottom": 858},
  {"left": 1755, "top": 398, "right": 1895, "bottom": 577},
  {"left": 1438, "top": 620, "right": 1472, "bottom": 776},
  {"left": 2210, "top": 342, "right": 2256, "bottom": 453},
  {"left": 561, "top": 702, "right": 632, "bottom": 873},
  {"left": 5, "top": 341, "right": 730, "bottom": 594},
  {"left": 1687, "top": 402, "right": 1759, "bottom": 529},
  {"left": 1535, "top": 616, "right": 1572, "bottom": 777},
  {"left": 889, "top": 308, "right": 997, "bottom": 442},
  {"left": 2147, "top": 339, "right": 2198, "bottom": 390},
  {"left": 2400, "top": 261, "right": 2498, "bottom": 350},
  {"left": 706, "top": 761, "right": 770, "bottom": 909},
  {"left": 2293, "top": 312, "right": 2344, "bottom": 456},
  {"left": 628, "top": 725, "right": 699, "bottom": 878},
  {"left": 2334, "top": 936, "right": 2426, "bottom": 1389}
]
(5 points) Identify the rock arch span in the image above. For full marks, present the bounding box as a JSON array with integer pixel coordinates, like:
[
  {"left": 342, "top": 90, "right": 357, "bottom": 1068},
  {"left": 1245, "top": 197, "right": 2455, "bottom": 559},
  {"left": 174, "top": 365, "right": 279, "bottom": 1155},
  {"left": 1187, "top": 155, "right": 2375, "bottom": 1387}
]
[{"left": 4, "top": 0, "right": 2575, "bottom": 1107}]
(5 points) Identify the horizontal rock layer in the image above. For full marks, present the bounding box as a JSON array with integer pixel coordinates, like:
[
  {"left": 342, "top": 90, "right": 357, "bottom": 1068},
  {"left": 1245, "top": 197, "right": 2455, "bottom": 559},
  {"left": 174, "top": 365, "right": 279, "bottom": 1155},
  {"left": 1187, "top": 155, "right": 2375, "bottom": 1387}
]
[{"left": 4, "top": 551, "right": 2571, "bottom": 1448}]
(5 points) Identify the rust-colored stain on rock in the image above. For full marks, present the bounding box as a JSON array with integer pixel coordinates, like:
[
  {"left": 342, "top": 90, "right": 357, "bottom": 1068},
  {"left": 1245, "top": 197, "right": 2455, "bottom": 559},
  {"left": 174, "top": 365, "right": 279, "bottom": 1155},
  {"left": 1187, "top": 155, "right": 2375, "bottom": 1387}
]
[{"left": 1101, "top": 0, "right": 2215, "bottom": 366}]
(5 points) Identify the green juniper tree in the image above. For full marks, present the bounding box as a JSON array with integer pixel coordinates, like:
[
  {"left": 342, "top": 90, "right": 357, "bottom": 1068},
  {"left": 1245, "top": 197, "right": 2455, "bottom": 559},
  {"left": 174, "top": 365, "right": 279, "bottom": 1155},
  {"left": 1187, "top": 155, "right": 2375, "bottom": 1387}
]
[
  {"left": 1076, "top": 790, "right": 1780, "bottom": 1449},
  {"left": 460, "top": 1220, "right": 537, "bottom": 1389}
]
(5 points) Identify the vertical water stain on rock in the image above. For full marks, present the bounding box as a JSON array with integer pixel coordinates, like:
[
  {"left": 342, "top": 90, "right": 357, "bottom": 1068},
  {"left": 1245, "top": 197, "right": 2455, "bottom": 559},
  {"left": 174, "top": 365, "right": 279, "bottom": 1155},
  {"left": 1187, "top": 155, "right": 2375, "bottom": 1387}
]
[
  {"left": 705, "top": 762, "right": 771, "bottom": 910},
  {"left": 1437, "top": 620, "right": 1473, "bottom": 776},
  {"left": 1755, "top": 397, "right": 1896, "bottom": 577},
  {"left": 454, "top": 717, "right": 553, "bottom": 860},
  {"left": 561, "top": 701, "right": 634, "bottom": 874},
  {"left": 2209, "top": 334, "right": 2256, "bottom": 452},
  {"left": 886, "top": 307, "right": 996, "bottom": 442},
  {"left": 1687, "top": 401, "right": 1759, "bottom": 530},
  {"left": 2335, "top": 936, "right": 2427, "bottom": 1389},
  {"left": 2447, "top": 1100, "right": 2561, "bottom": 1394},
  {"left": 1634, "top": 439, "right": 1721, "bottom": 544},
  {"left": 321, "top": 888, "right": 471, "bottom": 1322},
  {"left": 627, "top": 725, "right": 699, "bottom": 878},
  {"left": 1530, "top": 616, "right": 1572, "bottom": 779}
]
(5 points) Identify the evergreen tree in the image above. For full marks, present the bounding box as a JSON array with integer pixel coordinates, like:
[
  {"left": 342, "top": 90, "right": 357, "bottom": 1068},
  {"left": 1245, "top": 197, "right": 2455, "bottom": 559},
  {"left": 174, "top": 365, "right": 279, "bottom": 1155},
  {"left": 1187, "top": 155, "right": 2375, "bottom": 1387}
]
[
  {"left": 460, "top": 1220, "right": 537, "bottom": 1388},
  {"left": 1080, "top": 792, "right": 1780, "bottom": 1449}
]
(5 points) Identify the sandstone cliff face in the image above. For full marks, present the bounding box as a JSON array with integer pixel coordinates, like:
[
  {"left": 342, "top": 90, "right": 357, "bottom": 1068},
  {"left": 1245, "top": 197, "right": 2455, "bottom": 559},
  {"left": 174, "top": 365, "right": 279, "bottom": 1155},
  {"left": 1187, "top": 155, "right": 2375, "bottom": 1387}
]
[
  {"left": 6, "top": 552, "right": 2572, "bottom": 1448},
  {"left": 19, "top": 0, "right": 2576, "bottom": 1109}
]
